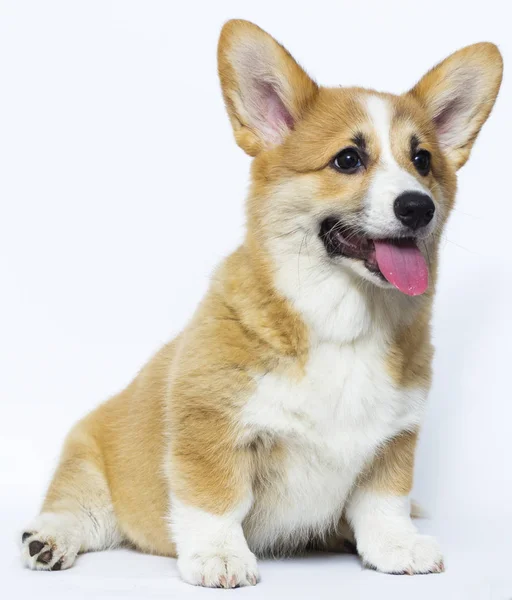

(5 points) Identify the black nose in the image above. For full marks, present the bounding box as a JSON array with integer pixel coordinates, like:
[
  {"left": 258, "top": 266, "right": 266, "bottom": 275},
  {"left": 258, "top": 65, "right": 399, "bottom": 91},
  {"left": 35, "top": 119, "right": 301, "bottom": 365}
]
[{"left": 394, "top": 192, "right": 435, "bottom": 231}]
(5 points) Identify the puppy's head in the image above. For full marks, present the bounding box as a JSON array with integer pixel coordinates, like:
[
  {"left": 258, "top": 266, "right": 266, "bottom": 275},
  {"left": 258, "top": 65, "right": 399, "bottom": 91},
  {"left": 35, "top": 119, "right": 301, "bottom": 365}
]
[{"left": 218, "top": 20, "right": 502, "bottom": 297}]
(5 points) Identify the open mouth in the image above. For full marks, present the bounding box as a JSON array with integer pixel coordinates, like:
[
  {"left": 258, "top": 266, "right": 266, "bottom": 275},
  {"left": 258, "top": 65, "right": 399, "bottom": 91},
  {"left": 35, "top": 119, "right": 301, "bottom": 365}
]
[{"left": 319, "top": 218, "right": 429, "bottom": 296}]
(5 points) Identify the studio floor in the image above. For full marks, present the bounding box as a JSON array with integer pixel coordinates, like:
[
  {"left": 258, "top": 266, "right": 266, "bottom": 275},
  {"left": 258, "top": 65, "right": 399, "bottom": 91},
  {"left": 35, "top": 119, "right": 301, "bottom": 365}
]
[{"left": 2, "top": 494, "right": 510, "bottom": 600}]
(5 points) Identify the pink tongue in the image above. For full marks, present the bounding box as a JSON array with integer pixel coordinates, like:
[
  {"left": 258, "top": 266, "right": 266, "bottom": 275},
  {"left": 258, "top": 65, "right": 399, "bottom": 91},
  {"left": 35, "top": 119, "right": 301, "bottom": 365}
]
[{"left": 373, "top": 240, "right": 429, "bottom": 296}]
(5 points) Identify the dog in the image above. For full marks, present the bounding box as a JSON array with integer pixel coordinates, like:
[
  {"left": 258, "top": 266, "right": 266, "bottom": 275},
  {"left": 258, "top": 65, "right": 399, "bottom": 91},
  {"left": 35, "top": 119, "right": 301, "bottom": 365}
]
[{"left": 20, "top": 19, "right": 502, "bottom": 587}]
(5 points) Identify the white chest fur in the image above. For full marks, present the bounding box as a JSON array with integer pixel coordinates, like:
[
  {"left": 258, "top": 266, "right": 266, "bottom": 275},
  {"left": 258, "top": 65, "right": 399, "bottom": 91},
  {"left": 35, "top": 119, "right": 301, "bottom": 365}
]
[{"left": 241, "top": 335, "right": 426, "bottom": 554}]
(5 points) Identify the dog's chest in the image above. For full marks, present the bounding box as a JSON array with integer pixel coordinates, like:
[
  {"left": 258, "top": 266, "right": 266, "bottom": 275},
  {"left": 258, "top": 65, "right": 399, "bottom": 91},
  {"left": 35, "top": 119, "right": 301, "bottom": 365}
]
[{"left": 242, "top": 337, "right": 425, "bottom": 552}]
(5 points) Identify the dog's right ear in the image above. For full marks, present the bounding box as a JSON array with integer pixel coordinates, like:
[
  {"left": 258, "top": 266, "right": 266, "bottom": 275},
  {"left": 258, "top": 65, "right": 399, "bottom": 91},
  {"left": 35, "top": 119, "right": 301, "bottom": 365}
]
[{"left": 218, "top": 20, "right": 318, "bottom": 156}]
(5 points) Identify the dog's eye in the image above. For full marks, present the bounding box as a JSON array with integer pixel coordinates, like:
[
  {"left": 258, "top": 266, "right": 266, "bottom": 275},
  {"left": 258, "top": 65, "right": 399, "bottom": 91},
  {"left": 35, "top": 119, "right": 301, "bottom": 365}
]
[
  {"left": 331, "top": 148, "right": 362, "bottom": 174},
  {"left": 413, "top": 149, "right": 431, "bottom": 176}
]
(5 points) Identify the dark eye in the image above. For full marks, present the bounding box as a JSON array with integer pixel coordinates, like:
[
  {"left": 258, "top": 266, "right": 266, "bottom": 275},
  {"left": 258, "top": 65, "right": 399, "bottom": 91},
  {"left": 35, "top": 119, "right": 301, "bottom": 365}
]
[
  {"left": 413, "top": 149, "right": 431, "bottom": 176},
  {"left": 332, "top": 148, "right": 362, "bottom": 173}
]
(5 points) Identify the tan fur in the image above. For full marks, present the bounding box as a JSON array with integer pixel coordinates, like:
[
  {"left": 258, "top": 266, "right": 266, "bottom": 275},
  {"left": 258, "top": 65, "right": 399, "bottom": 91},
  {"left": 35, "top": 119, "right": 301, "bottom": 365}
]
[
  {"left": 44, "top": 341, "right": 179, "bottom": 557},
  {"left": 386, "top": 299, "right": 435, "bottom": 389},
  {"left": 359, "top": 431, "right": 419, "bottom": 496},
  {"left": 30, "top": 20, "right": 502, "bottom": 563}
]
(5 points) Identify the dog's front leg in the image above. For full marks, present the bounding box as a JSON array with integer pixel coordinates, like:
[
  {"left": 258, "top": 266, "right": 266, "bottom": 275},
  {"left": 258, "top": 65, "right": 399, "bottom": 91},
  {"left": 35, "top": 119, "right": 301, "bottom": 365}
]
[
  {"left": 167, "top": 406, "right": 258, "bottom": 588},
  {"left": 346, "top": 430, "right": 444, "bottom": 575}
]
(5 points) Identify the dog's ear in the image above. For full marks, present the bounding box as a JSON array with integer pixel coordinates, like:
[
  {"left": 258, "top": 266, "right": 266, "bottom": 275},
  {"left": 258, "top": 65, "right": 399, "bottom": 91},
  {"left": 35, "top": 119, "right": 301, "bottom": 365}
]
[
  {"left": 218, "top": 20, "right": 318, "bottom": 156},
  {"left": 408, "top": 43, "right": 503, "bottom": 170}
]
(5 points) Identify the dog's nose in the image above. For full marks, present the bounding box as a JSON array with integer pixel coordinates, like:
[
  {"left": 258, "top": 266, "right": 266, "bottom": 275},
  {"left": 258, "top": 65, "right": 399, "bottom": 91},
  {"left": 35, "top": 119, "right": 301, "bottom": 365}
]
[{"left": 393, "top": 192, "right": 435, "bottom": 231}]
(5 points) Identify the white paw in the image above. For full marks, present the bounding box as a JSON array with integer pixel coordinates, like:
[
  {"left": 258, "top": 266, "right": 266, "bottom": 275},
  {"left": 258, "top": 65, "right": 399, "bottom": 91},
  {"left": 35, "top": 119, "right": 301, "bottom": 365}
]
[
  {"left": 20, "top": 512, "right": 81, "bottom": 571},
  {"left": 177, "top": 549, "right": 259, "bottom": 588},
  {"left": 359, "top": 533, "right": 444, "bottom": 575}
]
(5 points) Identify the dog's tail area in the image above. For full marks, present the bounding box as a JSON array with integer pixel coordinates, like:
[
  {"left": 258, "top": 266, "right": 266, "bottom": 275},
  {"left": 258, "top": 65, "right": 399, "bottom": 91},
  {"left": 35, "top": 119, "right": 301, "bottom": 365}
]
[{"left": 410, "top": 499, "right": 429, "bottom": 519}]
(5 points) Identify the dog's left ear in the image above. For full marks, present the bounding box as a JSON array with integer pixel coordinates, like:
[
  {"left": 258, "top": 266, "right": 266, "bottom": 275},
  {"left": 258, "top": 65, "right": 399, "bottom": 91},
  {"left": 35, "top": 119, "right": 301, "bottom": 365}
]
[
  {"left": 408, "top": 43, "right": 503, "bottom": 170},
  {"left": 217, "top": 20, "right": 319, "bottom": 156}
]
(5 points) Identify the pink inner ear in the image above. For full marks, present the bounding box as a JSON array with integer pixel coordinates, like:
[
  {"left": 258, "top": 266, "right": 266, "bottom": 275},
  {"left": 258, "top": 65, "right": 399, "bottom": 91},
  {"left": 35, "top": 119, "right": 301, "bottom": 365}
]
[
  {"left": 261, "top": 82, "right": 294, "bottom": 129},
  {"left": 432, "top": 74, "right": 477, "bottom": 147},
  {"left": 253, "top": 80, "right": 294, "bottom": 144},
  {"left": 434, "top": 97, "right": 465, "bottom": 136}
]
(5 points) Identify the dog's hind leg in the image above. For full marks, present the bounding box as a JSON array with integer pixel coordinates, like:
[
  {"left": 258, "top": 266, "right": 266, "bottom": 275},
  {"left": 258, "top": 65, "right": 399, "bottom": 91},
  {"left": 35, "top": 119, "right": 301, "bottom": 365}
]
[{"left": 20, "top": 418, "right": 123, "bottom": 571}]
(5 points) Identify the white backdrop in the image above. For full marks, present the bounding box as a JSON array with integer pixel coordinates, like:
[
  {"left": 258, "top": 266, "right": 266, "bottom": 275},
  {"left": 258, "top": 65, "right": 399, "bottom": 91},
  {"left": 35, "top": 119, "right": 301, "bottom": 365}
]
[{"left": 1, "top": 1, "right": 511, "bottom": 598}]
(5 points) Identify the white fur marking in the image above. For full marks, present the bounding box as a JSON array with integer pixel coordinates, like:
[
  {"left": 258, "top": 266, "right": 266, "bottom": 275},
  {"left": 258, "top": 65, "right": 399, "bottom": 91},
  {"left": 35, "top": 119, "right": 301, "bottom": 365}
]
[
  {"left": 241, "top": 339, "right": 427, "bottom": 555},
  {"left": 364, "top": 95, "right": 435, "bottom": 238},
  {"left": 169, "top": 496, "right": 259, "bottom": 588},
  {"left": 346, "top": 490, "right": 444, "bottom": 574}
]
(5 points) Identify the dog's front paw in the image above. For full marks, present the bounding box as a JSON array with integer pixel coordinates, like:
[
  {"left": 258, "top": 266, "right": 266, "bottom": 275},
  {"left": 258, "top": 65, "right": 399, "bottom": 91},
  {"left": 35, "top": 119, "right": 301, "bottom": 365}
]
[
  {"left": 359, "top": 533, "right": 444, "bottom": 575},
  {"left": 177, "top": 549, "right": 259, "bottom": 588}
]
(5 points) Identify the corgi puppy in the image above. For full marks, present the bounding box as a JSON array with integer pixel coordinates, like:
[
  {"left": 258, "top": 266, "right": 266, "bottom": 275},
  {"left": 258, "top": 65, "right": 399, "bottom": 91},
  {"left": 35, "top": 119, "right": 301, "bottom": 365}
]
[{"left": 20, "top": 20, "right": 502, "bottom": 587}]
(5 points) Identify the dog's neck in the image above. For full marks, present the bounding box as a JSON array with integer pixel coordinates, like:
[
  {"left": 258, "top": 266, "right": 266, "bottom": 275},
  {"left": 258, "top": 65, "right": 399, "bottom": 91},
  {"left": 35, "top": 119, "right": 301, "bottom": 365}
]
[
  {"left": 218, "top": 233, "right": 430, "bottom": 363},
  {"left": 258, "top": 226, "right": 429, "bottom": 347}
]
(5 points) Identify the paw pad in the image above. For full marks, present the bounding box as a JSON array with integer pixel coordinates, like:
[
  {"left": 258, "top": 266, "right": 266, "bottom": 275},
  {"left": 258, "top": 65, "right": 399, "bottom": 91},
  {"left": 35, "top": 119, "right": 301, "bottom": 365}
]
[
  {"left": 28, "top": 540, "right": 44, "bottom": 557},
  {"left": 21, "top": 514, "right": 81, "bottom": 572},
  {"left": 38, "top": 550, "right": 53, "bottom": 565}
]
